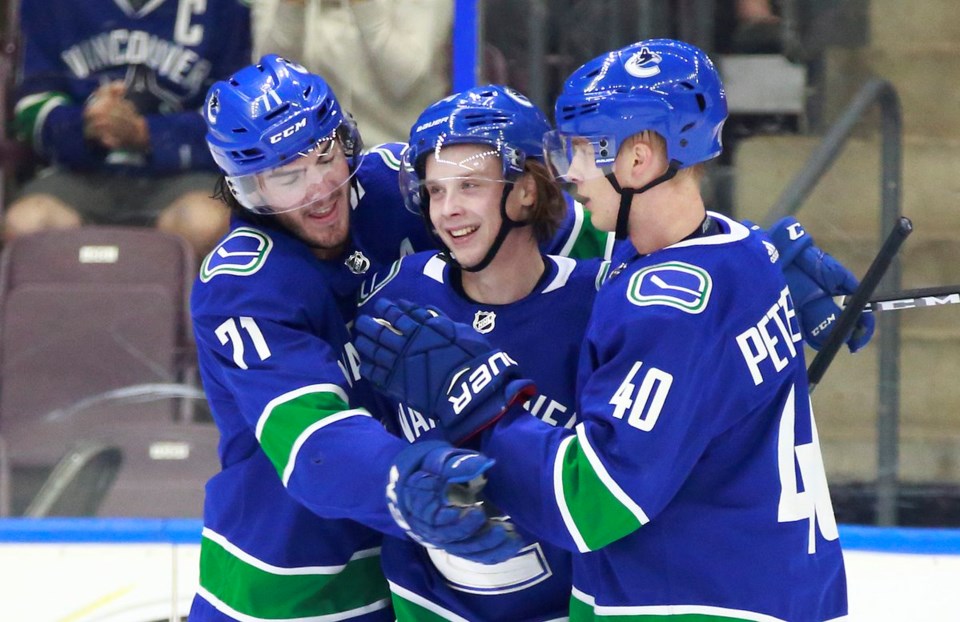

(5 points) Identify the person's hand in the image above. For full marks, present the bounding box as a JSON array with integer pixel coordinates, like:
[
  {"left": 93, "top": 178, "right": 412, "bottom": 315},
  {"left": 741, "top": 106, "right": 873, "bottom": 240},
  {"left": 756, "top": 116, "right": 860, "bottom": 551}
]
[
  {"left": 354, "top": 298, "right": 535, "bottom": 444},
  {"left": 83, "top": 81, "right": 150, "bottom": 151},
  {"left": 387, "top": 440, "right": 522, "bottom": 564},
  {"left": 767, "top": 217, "right": 875, "bottom": 353}
]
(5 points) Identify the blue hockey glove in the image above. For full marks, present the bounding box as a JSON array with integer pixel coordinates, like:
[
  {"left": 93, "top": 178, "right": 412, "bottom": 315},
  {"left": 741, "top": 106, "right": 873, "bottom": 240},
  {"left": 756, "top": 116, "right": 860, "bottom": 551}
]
[
  {"left": 355, "top": 298, "right": 535, "bottom": 444},
  {"left": 767, "top": 217, "right": 875, "bottom": 353},
  {"left": 387, "top": 440, "right": 523, "bottom": 564}
]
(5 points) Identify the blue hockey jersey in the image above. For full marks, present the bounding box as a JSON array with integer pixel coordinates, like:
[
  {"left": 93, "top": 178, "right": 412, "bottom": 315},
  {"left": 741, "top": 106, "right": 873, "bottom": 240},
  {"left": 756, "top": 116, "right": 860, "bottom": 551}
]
[
  {"left": 482, "top": 213, "right": 848, "bottom": 621},
  {"left": 188, "top": 146, "right": 437, "bottom": 621},
  {"left": 357, "top": 251, "right": 608, "bottom": 621},
  {"left": 15, "top": 0, "right": 250, "bottom": 174}
]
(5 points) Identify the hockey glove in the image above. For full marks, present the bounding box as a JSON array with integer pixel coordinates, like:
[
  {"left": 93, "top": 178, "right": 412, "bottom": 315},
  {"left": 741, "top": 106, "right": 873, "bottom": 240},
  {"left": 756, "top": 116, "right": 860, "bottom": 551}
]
[
  {"left": 355, "top": 298, "right": 535, "bottom": 444},
  {"left": 768, "top": 217, "right": 875, "bottom": 352},
  {"left": 387, "top": 440, "right": 522, "bottom": 564}
]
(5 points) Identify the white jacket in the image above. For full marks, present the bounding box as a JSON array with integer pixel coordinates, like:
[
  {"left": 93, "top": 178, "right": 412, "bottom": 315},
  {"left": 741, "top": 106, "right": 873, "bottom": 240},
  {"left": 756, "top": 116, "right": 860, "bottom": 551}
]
[{"left": 253, "top": 0, "right": 453, "bottom": 145}]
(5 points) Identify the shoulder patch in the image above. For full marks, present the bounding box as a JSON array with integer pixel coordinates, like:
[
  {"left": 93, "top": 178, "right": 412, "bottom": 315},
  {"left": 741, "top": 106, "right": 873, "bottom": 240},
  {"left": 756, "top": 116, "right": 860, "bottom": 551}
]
[
  {"left": 626, "top": 261, "right": 712, "bottom": 313},
  {"left": 199, "top": 227, "right": 273, "bottom": 282}
]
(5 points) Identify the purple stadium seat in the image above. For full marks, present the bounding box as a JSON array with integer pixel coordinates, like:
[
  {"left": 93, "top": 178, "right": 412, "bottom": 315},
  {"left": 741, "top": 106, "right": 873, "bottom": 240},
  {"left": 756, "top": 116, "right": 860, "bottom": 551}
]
[
  {"left": 25, "top": 420, "right": 221, "bottom": 518},
  {"left": 0, "top": 226, "right": 202, "bottom": 515}
]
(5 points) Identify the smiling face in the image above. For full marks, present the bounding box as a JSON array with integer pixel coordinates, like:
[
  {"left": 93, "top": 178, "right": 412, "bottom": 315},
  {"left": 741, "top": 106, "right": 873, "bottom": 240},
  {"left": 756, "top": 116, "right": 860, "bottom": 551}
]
[
  {"left": 423, "top": 143, "right": 519, "bottom": 269},
  {"left": 259, "top": 140, "right": 353, "bottom": 258}
]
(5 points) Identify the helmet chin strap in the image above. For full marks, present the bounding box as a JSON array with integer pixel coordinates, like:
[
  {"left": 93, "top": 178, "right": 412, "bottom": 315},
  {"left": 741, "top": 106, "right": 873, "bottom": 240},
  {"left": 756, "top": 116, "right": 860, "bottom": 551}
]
[
  {"left": 604, "top": 162, "right": 679, "bottom": 240},
  {"left": 439, "top": 182, "right": 530, "bottom": 273}
]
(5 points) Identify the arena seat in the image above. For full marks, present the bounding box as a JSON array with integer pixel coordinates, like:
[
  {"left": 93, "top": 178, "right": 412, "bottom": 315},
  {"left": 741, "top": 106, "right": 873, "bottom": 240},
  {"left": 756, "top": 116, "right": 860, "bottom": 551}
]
[
  {"left": 0, "top": 226, "right": 202, "bottom": 514},
  {"left": 24, "top": 420, "right": 220, "bottom": 518}
]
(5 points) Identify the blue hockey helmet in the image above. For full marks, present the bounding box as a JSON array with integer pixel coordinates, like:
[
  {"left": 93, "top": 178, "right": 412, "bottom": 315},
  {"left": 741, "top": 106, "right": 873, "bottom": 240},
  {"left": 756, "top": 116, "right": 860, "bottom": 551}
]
[
  {"left": 546, "top": 38, "right": 727, "bottom": 176},
  {"left": 204, "top": 55, "right": 363, "bottom": 214},
  {"left": 400, "top": 84, "right": 552, "bottom": 216}
]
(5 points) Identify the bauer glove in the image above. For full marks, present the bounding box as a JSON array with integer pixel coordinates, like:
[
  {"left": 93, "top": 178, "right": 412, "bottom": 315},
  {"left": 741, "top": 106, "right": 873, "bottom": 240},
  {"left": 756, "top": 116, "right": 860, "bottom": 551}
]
[{"left": 354, "top": 298, "right": 535, "bottom": 444}]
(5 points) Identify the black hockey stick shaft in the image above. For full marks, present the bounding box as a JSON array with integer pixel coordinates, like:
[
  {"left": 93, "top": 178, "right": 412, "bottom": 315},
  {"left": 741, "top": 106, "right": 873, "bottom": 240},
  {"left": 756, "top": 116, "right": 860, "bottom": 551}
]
[
  {"left": 808, "top": 216, "right": 913, "bottom": 392},
  {"left": 837, "top": 284, "right": 960, "bottom": 312}
]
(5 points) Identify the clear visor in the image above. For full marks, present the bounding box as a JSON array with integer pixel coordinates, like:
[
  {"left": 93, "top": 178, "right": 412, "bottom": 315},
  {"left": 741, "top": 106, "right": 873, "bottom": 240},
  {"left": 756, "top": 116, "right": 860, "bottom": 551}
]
[
  {"left": 400, "top": 140, "right": 510, "bottom": 216},
  {"left": 543, "top": 130, "right": 617, "bottom": 186},
  {"left": 226, "top": 135, "right": 363, "bottom": 215}
]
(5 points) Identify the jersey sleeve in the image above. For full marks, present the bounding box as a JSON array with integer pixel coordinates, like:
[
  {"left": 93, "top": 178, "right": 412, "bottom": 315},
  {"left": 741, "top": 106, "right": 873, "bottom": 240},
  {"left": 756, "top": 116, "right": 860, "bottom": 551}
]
[
  {"left": 13, "top": 3, "right": 102, "bottom": 167},
  {"left": 193, "top": 293, "right": 407, "bottom": 537},
  {"left": 483, "top": 303, "right": 728, "bottom": 553},
  {"left": 143, "top": 0, "right": 251, "bottom": 173}
]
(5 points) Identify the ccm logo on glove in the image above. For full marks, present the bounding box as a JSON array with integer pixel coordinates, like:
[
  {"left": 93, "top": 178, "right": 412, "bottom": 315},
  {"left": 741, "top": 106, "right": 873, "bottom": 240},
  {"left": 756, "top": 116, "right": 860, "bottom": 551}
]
[{"left": 449, "top": 351, "right": 521, "bottom": 414}]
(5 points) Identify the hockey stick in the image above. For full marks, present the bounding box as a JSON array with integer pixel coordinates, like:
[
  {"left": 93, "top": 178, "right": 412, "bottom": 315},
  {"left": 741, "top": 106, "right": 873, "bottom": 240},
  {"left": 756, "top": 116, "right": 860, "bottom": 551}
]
[
  {"left": 807, "top": 216, "right": 913, "bottom": 392},
  {"left": 835, "top": 284, "right": 960, "bottom": 313}
]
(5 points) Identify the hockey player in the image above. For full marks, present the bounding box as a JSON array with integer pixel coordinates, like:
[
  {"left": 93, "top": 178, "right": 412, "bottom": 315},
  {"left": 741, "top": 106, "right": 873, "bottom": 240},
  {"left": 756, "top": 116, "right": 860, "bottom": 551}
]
[
  {"left": 357, "top": 39, "right": 850, "bottom": 621},
  {"left": 6, "top": 0, "right": 252, "bottom": 258},
  {"left": 357, "top": 84, "right": 601, "bottom": 621},
  {"left": 188, "top": 56, "right": 519, "bottom": 621}
]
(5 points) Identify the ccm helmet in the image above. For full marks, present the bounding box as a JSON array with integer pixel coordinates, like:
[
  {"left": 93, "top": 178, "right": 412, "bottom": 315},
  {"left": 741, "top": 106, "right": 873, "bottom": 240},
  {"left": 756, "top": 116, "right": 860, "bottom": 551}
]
[{"left": 204, "top": 55, "right": 363, "bottom": 214}]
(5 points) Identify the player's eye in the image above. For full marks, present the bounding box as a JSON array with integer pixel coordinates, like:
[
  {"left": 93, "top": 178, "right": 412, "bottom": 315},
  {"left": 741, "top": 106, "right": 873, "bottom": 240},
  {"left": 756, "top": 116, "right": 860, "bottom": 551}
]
[
  {"left": 275, "top": 171, "right": 303, "bottom": 187},
  {"left": 426, "top": 184, "right": 444, "bottom": 197}
]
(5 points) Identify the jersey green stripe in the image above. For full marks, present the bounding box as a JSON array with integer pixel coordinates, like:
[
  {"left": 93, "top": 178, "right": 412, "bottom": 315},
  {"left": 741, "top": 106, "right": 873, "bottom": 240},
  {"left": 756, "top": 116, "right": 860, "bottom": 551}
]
[
  {"left": 199, "top": 533, "right": 389, "bottom": 619},
  {"left": 258, "top": 387, "right": 354, "bottom": 479},
  {"left": 13, "top": 91, "right": 70, "bottom": 147},
  {"left": 559, "top": 434, "right": 643, "bottom": 550},
  {"left": 391, "top": 591, "right": 465, "bottom": 622},
  {"left": 566, "top": 206, "right": 615, "bottom": 260},
  {"left": 570, "top": 594, "right": 757, "bottom": 621}
]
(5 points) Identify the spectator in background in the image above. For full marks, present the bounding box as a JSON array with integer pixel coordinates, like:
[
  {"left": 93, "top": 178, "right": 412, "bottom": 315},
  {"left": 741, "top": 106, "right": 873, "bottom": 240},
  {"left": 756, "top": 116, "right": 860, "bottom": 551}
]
[
  {"left": 4, "top": 0, "right": 251, "bottom": 258},
  {"left": 252, "top": 0, "right": 452, "bottom": 146}
]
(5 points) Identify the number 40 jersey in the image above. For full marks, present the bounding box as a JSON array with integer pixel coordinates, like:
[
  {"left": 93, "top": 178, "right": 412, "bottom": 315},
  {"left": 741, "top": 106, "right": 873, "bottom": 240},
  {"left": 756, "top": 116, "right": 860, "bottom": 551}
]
[{"left": 483, "top": 213, "right": 848, "bottom": 622}]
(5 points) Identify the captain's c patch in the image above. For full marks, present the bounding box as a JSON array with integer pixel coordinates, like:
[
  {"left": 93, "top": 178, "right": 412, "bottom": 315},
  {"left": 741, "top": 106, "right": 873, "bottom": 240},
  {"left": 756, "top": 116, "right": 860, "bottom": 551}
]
[
  {"left": 626, "top": 261, "right": 712, "bottom": 313},
  {"left": 200, "top": 227, "right": 273, "bottom": 282}
]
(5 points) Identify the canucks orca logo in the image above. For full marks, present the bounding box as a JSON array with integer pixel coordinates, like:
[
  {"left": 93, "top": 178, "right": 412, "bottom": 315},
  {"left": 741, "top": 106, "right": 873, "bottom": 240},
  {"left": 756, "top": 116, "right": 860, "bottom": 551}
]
[
  {"left": 624, "top": 47, "right": 662, "bottom": 79},
  {"left": 626, "top": 261, "right": 712, "bottom": 313}
]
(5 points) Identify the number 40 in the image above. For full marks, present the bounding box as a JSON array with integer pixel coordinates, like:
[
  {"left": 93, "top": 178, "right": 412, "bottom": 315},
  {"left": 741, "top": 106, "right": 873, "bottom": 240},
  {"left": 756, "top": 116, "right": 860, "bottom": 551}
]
[{"left": 609, "top": 361, "right": 673, "bottom": 431}]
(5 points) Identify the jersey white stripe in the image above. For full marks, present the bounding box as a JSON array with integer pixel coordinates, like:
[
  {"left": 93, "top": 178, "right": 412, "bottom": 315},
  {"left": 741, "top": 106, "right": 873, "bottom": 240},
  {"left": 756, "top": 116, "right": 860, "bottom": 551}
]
[
  {"left": 198, "top": 586, "right": 390, "bottom": 622},
  {"left": 388, "top": 581, "right": 471, "bottom": 622},
  {"left": 202, "top": 528, "right": 380, "bottom": 575},
  {"left": 571, "top": 586, "right": 790, "bottom": 621},
  {"left": 554, "top": 435, "right": 590, "bottom": 553},
  {"left": 282, "top": 409, "right": 371, "bottom": 486},
  {"left": 255, "top": 383, "right": 350, "bottom": 440},
  {"left": 577, "top": 423, "right": 650, "bottom": 526}
]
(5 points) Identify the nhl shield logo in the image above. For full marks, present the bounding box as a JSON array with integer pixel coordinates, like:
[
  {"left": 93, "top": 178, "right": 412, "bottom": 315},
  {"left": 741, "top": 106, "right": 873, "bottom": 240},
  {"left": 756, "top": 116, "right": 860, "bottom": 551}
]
[
  {"left": 345, "top": 251, "right": 371, "bottom": 275},
  {"left": 473, "top": 310, "right": 496, "bottom": 334}
]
